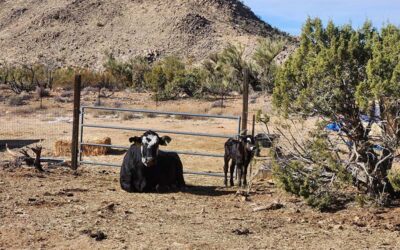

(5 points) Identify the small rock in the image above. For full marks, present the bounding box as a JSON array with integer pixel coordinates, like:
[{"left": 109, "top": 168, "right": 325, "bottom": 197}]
[
  {"left": 124, "top": 210, "right": 134, "bottom": 215},
  {"left": 105, "top": 203, "right": 115, "bottom": 212},
  {"left": 232, "top": 228, "right": 251, "bottom": 236},
  {"left": 14, "top": 210, "right": 24, "bottom": 215},
  {"left": 90, "top": 231, "right": 107, "bottom": 241},
  {"left": 241, "top": 196, "right": 251, "bottom": 202},
  {"left": 333, "top": 224, "right": 343, "bottom": 230}
]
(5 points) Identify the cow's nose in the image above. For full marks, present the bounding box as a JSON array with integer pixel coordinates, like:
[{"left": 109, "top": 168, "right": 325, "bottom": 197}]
[
  {"left": 145, "top": 157, "right": 155, "bottom": 164},
  {"left": 250, "top": 146, "right": 257, "bottom": 151}
]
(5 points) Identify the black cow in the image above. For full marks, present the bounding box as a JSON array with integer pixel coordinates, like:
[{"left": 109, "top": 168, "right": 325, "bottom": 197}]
[
  {"left": 120, "top": 131, "right": 185, "bottom": 192},
  {"left": 223, "top": 135, "right": 256, "bottom": 187}
]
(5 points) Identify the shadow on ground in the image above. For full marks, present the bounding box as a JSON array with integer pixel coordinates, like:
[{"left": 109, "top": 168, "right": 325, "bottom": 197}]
[{"left": 184, "top": 185, "right": 236, "bottom": 197}]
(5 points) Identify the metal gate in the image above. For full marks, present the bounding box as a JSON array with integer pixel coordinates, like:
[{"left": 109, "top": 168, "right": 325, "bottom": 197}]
[{"left": 78, "top": 106, "right": 242, "bottom": 177}]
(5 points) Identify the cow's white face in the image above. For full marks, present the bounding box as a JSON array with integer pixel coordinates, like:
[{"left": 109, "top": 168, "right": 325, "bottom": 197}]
[
  {"left": 129, "top": 131, "right": 172, "bottom": 167},
  {"left": 239, "top": 135, "right": 256, "bottom": 152},
  {"left": 141, "top": 133, "right": 160, "bottom": 166}
]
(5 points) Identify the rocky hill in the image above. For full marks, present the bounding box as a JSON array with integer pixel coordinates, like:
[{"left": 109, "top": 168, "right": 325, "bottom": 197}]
[{"left": 0, "top": 0, "right": 288, "bottom": 68}]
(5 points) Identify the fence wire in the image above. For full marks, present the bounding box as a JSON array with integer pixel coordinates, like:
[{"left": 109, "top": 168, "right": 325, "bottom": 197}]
[{"left": 0, "top": 95, "right": 73, "bottom": 159}]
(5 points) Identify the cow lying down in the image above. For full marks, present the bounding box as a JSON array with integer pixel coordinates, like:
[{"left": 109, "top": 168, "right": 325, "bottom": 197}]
[{"left": 120, "top": 130, "right": 186, "bottom": 193}]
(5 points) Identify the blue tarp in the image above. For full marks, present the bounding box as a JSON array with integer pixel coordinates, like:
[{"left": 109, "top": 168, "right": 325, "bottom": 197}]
[
  {"left": 326, "top": 122, "right": 342, "bottom": 132},
  {"left": 360, "top": 115, "right": 371, "bottom": 122}
]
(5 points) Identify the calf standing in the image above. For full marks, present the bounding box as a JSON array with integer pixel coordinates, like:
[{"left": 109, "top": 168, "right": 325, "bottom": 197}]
[{"left": 223, "top": 135, "right": 256, "bottom": 187}]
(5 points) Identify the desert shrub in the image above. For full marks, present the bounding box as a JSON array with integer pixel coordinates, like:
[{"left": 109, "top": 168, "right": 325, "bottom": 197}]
[
  {"left": 273, "top": 161, "right": 315, "bottom": 198},
  {"left": 144, "top": 56, "right": 201, "bottom": 101},
  {"left": 0, "top": 62, "right": 57, "bottom": 93},
  {"left": 60, "top": 90, "right": 73, "bottom": 97},
  {"left": 272, "top": 125, "right": 353, "bottom": 211},
  {"left": 13, "top": 106, "right": 37, "bottom": 115},
  {"left": 53, "top": 67, "right": 75, "bottom": 88},
  {"left": 19, "top": 91, "right": 32, "bottom": 101},
  {"left": 273, "top": 161, "right": 337, "bottom": 211},
  {"left": 306, "top": 192, "right": 335, "bottom": 212},
  {"left": 165, "top": 72, "right": 201, "bottom": 98},
  {"left": 103, "top": 52, "right": 133, "bottom": 87},
  {"left": 103, "top": 53, "right": 152, "bottom": 89},
  {"left": 120, "top": 112, "right": 139, "bottom": 121},
  {"left": 130, "top": 56, "right": 151, "bottom": 90},
  {"left": 388, "top": 169, "right": 400, "bottom": 192},
  {"left": 35, "top": 86, "right": 50, "bottom": 98},
  {"left": 144, "top": 64, "right": 167, "bottom": 101},
  {"left": 211, "top": 100, "right": 224, "bottom": 108},
  {"left": 54, "top": 96, "right": 71, "bottom": 103},
  {"left": 175, "top": 114, "right": 193, "bottom": 120},
  {"left": 143, "top": 113, "right": 156, "bottom": 118},
  {"left": 253, "top": 38, "right": 285, "bottom": 93},
  {"left": 8, "top": 95, "right": 25, "bottom": 106}
]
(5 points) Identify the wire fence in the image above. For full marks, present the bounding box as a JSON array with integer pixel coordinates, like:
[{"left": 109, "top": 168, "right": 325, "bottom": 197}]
[{"left": 0, "top": 96, "right": 73, "bottom": 158}]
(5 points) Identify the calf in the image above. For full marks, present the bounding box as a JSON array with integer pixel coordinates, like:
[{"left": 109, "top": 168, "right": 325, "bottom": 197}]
[
  {"left": 223, "top": 135, "right": 256, "bottom": 187},
  {"left": 120, "top": 130, "right": 185, "bottom": 193}
]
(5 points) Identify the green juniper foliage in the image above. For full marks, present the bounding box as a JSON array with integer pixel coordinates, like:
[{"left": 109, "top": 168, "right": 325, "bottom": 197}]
[{"left": 273, "top": 18, "right": 400, "bottom": 201}]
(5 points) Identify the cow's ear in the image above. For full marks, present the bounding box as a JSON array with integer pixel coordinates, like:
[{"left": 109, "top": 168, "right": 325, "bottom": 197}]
[
  {"left": 129, "top": 136, "right": 142, "bottom": 145},
  {"left": 159, "top": 136, "right": 172, "bottom": 146}
]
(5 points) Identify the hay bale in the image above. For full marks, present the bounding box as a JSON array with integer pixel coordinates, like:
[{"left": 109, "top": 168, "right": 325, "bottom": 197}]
[
  {"left": 54, "top": 140, "right": 72, "bottom": 157},
  {"left": 54, "top": 137, "right": 111, "bottom": 157},
  {"left": 82, "top": 137, "right": 111, "bottom": 156}
]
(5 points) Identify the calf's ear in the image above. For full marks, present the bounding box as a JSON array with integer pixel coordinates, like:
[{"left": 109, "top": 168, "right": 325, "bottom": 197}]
[
  {"left": 159, "top": 136, "right": 172, "bottom": 146},
  {"left": 129, "top": 136, "right": 142, "bottom": 145}
]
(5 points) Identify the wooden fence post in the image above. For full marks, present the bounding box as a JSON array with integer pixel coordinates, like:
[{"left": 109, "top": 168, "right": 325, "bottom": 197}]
[
  {"left": 252, "top": 114, "right": 256, "bottom": 137},
  {"left": 242, "top": 68, "right": 249, "bottom": 135},
  {"left": 71, "top": 75, "right": 82, "bottom": 170}
]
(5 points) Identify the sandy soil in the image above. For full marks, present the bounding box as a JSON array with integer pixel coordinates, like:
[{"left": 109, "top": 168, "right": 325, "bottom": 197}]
[{"left": 1, "top": 91, "right": 400, "bottom": 249}]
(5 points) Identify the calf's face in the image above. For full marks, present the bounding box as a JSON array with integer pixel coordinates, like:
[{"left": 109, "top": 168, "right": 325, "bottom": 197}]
[
  {"left": 129, "top": 131, "right": 171, "bottom": 167},
  {"left": 240, "top": 135, "right": 257, "bottom": 153}
]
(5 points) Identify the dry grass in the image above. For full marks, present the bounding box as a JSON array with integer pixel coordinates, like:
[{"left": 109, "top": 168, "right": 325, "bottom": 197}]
[
  {"left": 13, "top": 106, "right": 39, "bottom": 115},
  {"left": 7, "top": 95, "right": 26, "bottom": 106},
  {"left": 91, "top": 110, "right": 118, "bottom": 118},
  {"left": 120, "top": 112, "right": 140, "bottom": 121}
]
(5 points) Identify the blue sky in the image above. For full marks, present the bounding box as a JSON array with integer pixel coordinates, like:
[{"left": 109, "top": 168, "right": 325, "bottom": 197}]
[{"left": 243, "top": 0, "right": 400, "bottom": 35}]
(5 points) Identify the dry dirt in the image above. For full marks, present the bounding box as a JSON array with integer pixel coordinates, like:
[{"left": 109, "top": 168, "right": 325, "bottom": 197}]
[
  {"left": 0, "top": 0, "right": 288, "bottom": 68},
  {"left": 1, "top": 91, "right": 400, "bottom": 249}
]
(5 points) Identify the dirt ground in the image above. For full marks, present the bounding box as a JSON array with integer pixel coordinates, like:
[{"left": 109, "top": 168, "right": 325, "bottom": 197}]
[
  {"left": 1, "top": 90, "right": 400, "bottom": 249},
  {"left": 1, "top": 166, "right": 400, "bottom": 250}
]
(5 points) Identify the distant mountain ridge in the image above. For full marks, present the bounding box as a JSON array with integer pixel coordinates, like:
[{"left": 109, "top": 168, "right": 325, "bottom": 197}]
[{"left": 0, "top": 0, "right": 288, "bottom": 68}]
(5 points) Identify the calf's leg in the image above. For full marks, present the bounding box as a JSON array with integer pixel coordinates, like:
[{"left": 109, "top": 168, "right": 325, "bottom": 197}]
[
  {"left": 230, "top": 160, "right": 235, "bottom": 187},
  {"left": 237, "top": 162, "right": 243, "bottom": 187},
  {"left": 243, "top": 163, "right": 249, "bottom": 187},
  {"left": 224, "top": 156, "right": 229, "bottom": 187}
]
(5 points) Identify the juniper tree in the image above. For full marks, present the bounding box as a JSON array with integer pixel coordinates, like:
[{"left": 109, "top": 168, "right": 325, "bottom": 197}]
[{"left": 273, "top": 18, "right": 400, "bottom": 201}]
